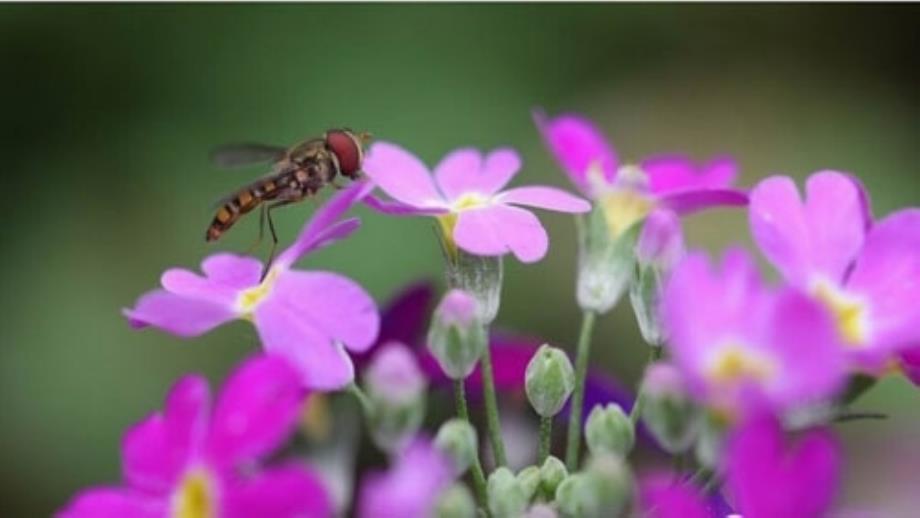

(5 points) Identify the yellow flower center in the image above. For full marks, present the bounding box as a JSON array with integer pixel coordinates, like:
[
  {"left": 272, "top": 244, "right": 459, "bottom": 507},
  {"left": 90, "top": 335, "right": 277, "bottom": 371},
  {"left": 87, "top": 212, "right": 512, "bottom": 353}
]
[
  {"left": 596, "top": 164, "right": 654, "bottom": 239},
  {"left": 173, "top": 469, "right": 216, "bottom": 518},
  {"left": 435, "top": 192, "right": 492, "bottom": 261},
  {"left": 236, "top": 268, "right": 281, "bottom": 318},
  {"left": 300, "top": 393, "right": 332, "bottom": 442},
  {"left": 706, "top": 344, "right": 776, "bottom": 385},
  {"left": 812, "top": 281, "right": 868, "bottom": 347}
]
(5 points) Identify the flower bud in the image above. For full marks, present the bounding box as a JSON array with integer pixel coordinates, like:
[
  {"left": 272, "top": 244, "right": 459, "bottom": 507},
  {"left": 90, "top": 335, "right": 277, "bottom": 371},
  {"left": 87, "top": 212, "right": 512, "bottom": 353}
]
[
  {"left": 487, "top": 467, "right": 528, "bottom": 518},
  {"left": 639, "top": 363, "right": 700, "bottom": 454},
  {"left": 584, "top": 403, "right": 634, "bottom": 456},
  {"left": 446, "top": 250, "right": 503, "bottom": 324},
  {"left": 576, "top": 204, "right": 640, "bottom": 314},
  {"left": 434, "top": 483, "right": 476, "bottom": 518},
  {"left": 434, "top": 418, "right": 479, "bottom": 476},
  {"left": 635, "top": 209, "right": 684, "bottom": 269},
  {"left": 555, "top": 454, "right": 633, "bottom": 518},
  {"left": 525, "top": 345, "right": 576, "bottom": 417},
  {"left": 517, "top": 465, "right": 541, "bottom": 502},
  {"left": 630, "top": 210, "right": 684, "bottom": 346},
  {"left": 363, "top": 342, "right": 427, "bottom": 453},
  {"left": 538, "top": 455, "right": 568, "bottom": 500},
  {"left": 524, "top": 504, "right": 558, "bottom": 518},
  {"left": 427, "top": 289, "right": 487, "bottom": 379}
]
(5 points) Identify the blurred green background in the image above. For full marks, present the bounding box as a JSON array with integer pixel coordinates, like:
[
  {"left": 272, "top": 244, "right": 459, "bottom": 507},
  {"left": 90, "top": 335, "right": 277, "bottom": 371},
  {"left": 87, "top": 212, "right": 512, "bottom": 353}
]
[{"left": 1, "top": 4, "right": 918, "bottom": 516}]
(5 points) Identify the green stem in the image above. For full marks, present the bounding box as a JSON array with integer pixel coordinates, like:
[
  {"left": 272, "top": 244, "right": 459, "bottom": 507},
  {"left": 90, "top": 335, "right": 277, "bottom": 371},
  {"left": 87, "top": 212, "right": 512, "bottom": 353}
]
[
  {"left": 480, "top": 339, "right": 508, "bottom": 467},
  {"left": 628, "top": 345, "right": 662, "bottom": 428},
  {"left": 346, "top": 383, "right": 374, "bottom": 418},
  {"left": 454, "top": 380, "right": 488, "bottom": 508},
  {"left": 565, "top": 310, "right": 597, "bottom": 470},
  {"left": 538, "top": 416, "right": 552, "bottom": 465}
]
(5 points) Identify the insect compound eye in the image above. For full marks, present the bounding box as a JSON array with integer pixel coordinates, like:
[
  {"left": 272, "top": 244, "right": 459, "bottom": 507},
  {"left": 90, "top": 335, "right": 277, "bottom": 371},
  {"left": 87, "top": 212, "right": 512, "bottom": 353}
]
[{"left": 325, "top": 130, "right": 362, "bottom": 177}]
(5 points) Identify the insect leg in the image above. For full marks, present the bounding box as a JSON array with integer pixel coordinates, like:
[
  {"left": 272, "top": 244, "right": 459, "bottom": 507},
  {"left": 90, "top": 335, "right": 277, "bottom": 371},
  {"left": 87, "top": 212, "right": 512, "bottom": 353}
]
[
  {"left": 260, "top": 198, "right": 298, "bottom": 281},
  {"left": 245, "top": 204, "right": 268, "bottom": 255}
]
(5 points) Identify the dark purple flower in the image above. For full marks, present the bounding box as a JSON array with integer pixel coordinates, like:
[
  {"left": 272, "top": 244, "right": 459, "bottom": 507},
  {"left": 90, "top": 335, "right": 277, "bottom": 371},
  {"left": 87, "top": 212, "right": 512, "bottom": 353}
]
[
  {"left": 58, "top": 356, "right": 331, "bottom": 518},
  {"left": 125, "top": 182, "right": 380, "bottom": 390}
]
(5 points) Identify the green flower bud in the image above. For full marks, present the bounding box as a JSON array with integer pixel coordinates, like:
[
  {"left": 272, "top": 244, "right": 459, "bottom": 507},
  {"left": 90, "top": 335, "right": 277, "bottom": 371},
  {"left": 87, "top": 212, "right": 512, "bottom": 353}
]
[
  {"left": 517, "top": 465, "right": 541, "bottom": 502},
  {"left": 445, "top": 250, "right": 503, "bottom": 324},
  {"left": 434, "top": 483, "right": 477, "bottom": 518},
  {"left": 555, "top": 454, "right": 633, "bottom": 518},
  {"left": 639, "top": 363, "right": 700, "bottom": 454},
  {"left": 434, "top": 418, "right": 479, "bottom": 476},
  {"left": 427, "top": 289, "right": 488, "bottom": 379},
  {"left": 584, "top": 403, "right": 634, "bottom": 456},
  {"left": 362, "top": 343, "right": 427, "bottom": 453},
  {"left": 488, "top": 467, "right": 528, "bottom": 518},
  {"left": 629, "top": 209, "right": 684, "bottom": 346},
  {"left": 538, "top": 455, "right": 568, "bottom": 500},
  {"left": 525, "top": 345, "right": 576, "bottom": 417}
]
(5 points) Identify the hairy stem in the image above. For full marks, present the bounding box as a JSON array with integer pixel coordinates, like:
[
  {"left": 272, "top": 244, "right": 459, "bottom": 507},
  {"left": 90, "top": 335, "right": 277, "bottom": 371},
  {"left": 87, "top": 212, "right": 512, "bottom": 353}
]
[
  {"left": 565, "top": 310, "right": 597, "bottom": 470},
  {"left": 480, "top": 340, "right": 508, "bottom": 467},
  {"left": 454, "top": 380, "right": 488, "bottom": 507},
  {"left": 538, "top": 416, "right": 552, "bottom": 465}
]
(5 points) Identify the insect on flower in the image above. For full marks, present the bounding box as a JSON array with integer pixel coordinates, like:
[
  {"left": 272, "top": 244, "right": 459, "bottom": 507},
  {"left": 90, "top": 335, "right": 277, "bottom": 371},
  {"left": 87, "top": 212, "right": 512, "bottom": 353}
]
[{"left": 206, "top": 128, "right": 372, "bottom": 272}]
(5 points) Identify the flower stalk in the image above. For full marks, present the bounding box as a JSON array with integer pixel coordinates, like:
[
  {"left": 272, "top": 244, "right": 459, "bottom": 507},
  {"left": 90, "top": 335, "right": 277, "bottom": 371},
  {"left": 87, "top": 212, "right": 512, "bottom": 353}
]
[
  {"left": 565, "top": 309, "right": 597, "bottom": 470},
  {"left": 538, "top": 416, "right": 552, "bottom": 465},
  {"left": 453, "top": 379, "right": 488, "bottom": 506}
]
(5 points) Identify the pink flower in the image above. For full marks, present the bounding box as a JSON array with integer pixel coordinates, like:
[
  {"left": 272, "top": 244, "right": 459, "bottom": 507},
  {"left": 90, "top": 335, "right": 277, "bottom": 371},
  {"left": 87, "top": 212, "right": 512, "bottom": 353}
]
[
  {"left": 749, "top": 171, "right": 920, "bottom": 371},
  {"left": 58, "top": 355, "right": 331, "bottom": 518},
  {"left": 725, "top": 416, "right": 841, "bottom": 518},
  {"left": 638, "top": 474, "right": 714, "bottom": 518},
  {"left": 533, "top": 110, "right": 747, "bottom": 235},
  {"left": 662, "top": 248, "right": 846, "bottom": 418},
  {"left": 357, "top": 437, "right": 455, "bottom": 518},
  {"left": 124, "top": 183, "right": 380, "bottom": 390},
  {"left": 361, "top": 142, "right": 590, "bottom": 263}
]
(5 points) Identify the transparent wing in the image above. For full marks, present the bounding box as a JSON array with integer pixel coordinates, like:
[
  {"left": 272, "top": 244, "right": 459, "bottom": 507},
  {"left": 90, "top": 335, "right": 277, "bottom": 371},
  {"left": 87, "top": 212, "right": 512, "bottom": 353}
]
[{"left": 209, "top": 143, "right": 288, "bottom": 168}]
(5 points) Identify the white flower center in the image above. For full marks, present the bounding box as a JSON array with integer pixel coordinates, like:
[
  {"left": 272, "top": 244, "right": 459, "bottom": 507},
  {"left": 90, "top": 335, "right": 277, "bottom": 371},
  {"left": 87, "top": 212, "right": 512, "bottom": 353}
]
[
  {"left": 596, "top": 164, "right": 655, "bottom": 238},
  {"left": 705, "top": 342, "right": 777, "bottom": 385}
]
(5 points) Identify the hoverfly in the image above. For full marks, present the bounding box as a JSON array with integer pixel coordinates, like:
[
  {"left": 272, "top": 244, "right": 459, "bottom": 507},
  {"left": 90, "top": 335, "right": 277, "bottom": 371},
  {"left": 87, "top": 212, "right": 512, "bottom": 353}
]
[{"left": 206, "top": 129, "right": 371, "bottom": 272}]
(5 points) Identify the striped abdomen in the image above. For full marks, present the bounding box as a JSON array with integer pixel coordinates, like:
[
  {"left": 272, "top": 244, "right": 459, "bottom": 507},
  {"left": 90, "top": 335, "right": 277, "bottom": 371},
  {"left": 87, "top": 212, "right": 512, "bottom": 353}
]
[{"left": 205, "top": 177, "right": 282, "bottom": 241}]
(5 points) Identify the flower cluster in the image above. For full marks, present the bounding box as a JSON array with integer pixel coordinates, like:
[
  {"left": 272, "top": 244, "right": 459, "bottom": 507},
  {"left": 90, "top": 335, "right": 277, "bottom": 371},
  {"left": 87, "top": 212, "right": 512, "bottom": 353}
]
[{"left": 62, "top": 107, "right": 920, "bottom": 518}]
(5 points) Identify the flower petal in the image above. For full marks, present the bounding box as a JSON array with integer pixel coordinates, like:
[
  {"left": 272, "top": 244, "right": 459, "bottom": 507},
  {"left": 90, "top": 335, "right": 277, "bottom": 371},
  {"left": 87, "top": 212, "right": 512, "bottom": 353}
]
[
  {"left": 123, "top": 290, "right": 236, "bottom": 337},
  {"left": 498, "top": 186, "right": 591, "bottom": 213},
  {"left": 205, "top": 355, "right": 304, "bottom": 466},
  {"left": 726, "top": 417, "right": 840, "bottom": 518},
  {"left": 362, "top": 142, "right": 445, "bottom": 209},
  {"left": 846, "top": 209, "right": 920, "bottom": 354},
  {"left": 254, "top": 298, "right": 357, "bottom": 390},
  {"left": 201, "top": 253, "right": 264, "bottom": 290},
  {"left": 362, "top": 193, "right": 449, "bottom": 216},
  {"left": 57, "top": 487, "right": 164, "bottom": 518},
  {"left": 274, "top": 181, "right": 373, "bottom": 269},
  {"left": 433, "top": 148, "right": 483, "bottom": 201},
  {"left": 354, "top": 281, "right": 435, "bottom": 368},
  {"left": 643, "top": 155, "right": 738, "bottom": 195},
  {"left": 122, "top": 375, "right": 210, "bottom": 493},
  {"left": 224, "top": 464, "right": 332, "bottom": 518},
  {"left": 658, "top": 188, "right": 748, "bottom": 215},
  {"left": 268, "top": 271, "right": 379, "bottom": 353},
  {"left": 533, "top": 109, "right": 617, "bottom": 196},
  {"left": 900, "top": 347, "right": 920, "bottom": 387},
  {"left": 161, "top": 269, "right": 238, "bottom": 306},
  {"left": 749, "top": 172, "right": 868, "bottom": 285},
  {"left": 357, "top": 438, "right": 454, "bottom": 518},
  {"left": 479, "top": 148, "right": 523, "bottom": 195},
  {"left": 638, "top": 474, "right": 711, "bottom": 518},
  {"left": 453, "top": 205, "right": 549, "bottom": 263}
]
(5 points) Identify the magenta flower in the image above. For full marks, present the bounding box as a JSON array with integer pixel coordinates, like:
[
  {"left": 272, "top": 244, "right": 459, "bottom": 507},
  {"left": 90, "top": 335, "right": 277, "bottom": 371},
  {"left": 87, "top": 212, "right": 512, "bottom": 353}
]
[
  {"left": 638, "top": 474, "right": 713, "bottom": 518},
  {"left": 124, "top": 182, "right": 380, "bottom": 390},
  {"left": 59, "top": 355, "right": 331, "bottom": 518},
  {"left": 534, "top": 110, "right": 747, "bottom": 236},
  {"left": 662, "top": 248, "right": 846, "bottom": 417},
  {"left": 725, "top": 416, "right": 841, "bottom": 518},
  {"left": 357, "top": 437, "right": 455, "bottom": 518},
  {"left": 361, "top": 142, "right": 591, "bottom": 263},
  {"left": 750, "top": 171, "right": 920, "bottom": 371}
]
